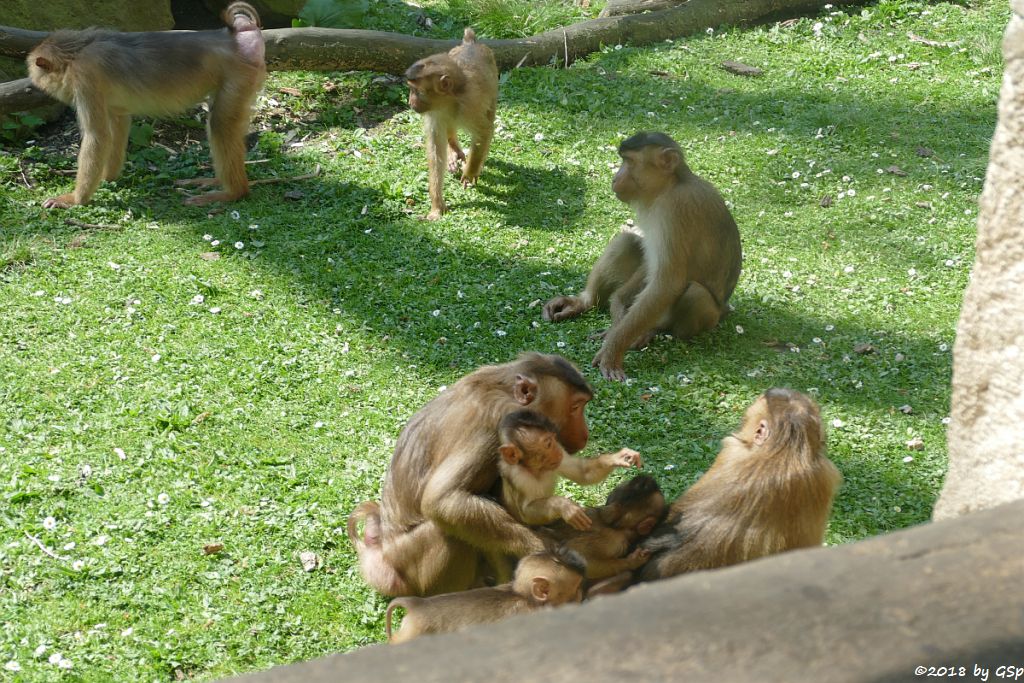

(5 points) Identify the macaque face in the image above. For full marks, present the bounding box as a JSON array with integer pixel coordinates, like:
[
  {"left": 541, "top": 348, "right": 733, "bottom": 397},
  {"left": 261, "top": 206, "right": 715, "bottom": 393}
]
[
  {"left": 611, "top": 152, "right": 641, "bottom": 202},
  {"left": 616, "top": 491, "right": 667, "bottom": 536},
  {"left": 549, "top": 567, "right": 585, "bottom": 606},
  {"left": 407, "top": 80, "right": 430, "bottom": 113},
  {"left": 519, "top": 428, "right": 566, "bottom": 474},
  {"left": 532, "top": 382, "right": 590, "bottom": 454}
]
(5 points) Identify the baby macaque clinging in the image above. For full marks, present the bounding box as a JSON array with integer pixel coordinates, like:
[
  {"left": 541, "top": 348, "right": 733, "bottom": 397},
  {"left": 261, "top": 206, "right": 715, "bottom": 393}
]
[
  {"left": 543, "top": 131, "right": 743, "bottom": 381},
  {"left": 405, "top": 27, "right": 498, "bottom": 220},
  {"left": 638, "top": 388, "right": 842, "bottom": 580},
  {"left": 26, "top": 2, "right": 266, "bottom": 208},
  {"left": 385, "top": 547, "right": 585, "bottom": 644},
  {"left": 497, "top": 409, "right": 642, "bottom": 531},
  {"left": 539, "top": 474, "right": 667, "bottom": 580}
]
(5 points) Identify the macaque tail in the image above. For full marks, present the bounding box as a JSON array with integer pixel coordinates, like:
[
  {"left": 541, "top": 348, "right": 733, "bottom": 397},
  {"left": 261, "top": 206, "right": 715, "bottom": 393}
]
[
  {"left": 347, "top": 500, "right": 382, "bottom": 549},
  {"left": 385, "top": 598, "right": 407, "bottom": 640},
  {"left": 224, "top": 1, "right": 262, "bottom": 31}
]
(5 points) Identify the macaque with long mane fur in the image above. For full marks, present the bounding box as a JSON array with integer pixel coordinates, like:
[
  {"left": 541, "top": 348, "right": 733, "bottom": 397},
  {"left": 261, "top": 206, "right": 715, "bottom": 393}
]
[
  {"left": 384, "top": 548, "right": 585, "bottom": 644},
  {"left": 637, "top": 388, "right": 842, "bottom": 580},
  {"left": 26, "top": 2, "right": 266, "bottom": 208},
  {"left": 543, "top": 131, "right": 742, "bottom": 381}
]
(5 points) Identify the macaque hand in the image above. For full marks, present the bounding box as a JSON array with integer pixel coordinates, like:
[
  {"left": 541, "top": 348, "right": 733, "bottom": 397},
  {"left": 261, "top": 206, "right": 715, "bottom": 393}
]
[
  {"left": 592, "top": 347, "right": 627, "bottom": 382},
  {"left": 42, "top": 194, "right": 78, "bottom": 209},
  {"left": 624, "top": 547, "right": 651, "bottom": 569},
  {"left": 610, "top": 448, "right": 642, "bottom": 469},
  {"left": 448, "top": 146, "right": 466, "bottom": 174},
  {"left": 562, "top": 502, "right": 592, "bottom": 531},
  {"left": 460, "top": 172, "right": 478, "bottom": 189},
  {"left": 543, "top": 296, "right": 586, "bottom": 323}
]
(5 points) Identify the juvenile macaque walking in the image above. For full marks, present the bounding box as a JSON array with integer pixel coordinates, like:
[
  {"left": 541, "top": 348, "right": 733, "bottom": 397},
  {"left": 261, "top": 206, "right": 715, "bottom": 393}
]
[
  {"left": 497, "top": 409, "right": 642, "bottom": 530},
  {"left": 385, "top": 548, "right": 585, "bottom": 644},
  {"left": 26, "top": 2, "right": 266, "bottom": 208},
  {"left": 405, "top": 28, "right": 498, "bottom": 220}
]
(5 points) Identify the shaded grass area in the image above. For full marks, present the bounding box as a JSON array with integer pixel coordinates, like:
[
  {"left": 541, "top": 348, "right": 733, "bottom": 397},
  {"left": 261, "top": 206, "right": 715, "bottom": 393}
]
[{"left": 0, "top": 0, "right": 1007, "bottom": 679}]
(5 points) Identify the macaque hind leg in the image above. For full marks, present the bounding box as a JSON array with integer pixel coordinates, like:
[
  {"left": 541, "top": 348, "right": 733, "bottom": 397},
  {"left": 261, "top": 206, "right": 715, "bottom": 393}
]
[
  {"left": 461, "top": 121, "right": 492, "bottom": 187},
  {"left": 667, "top": 282, "right": 722, "bottom": 340},
  {"left": 183, "top": 82, "right": 254, "bottom": 206},
  {"left": 105, "top": 113, "right": 131, "bottom": 181}
]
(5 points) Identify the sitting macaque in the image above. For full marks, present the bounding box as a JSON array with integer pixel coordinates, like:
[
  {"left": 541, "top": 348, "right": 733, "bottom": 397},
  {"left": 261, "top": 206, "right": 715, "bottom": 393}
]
[
  {"left": 539, "top": 475, "right": 667, "bottom": 580},
  {"left": 638, "top": 388, "right": 842, "bottom": 580},
  {"left": 497, "top": 409, "right": 642, "bottom": 531},
  {"left": 385, "top": 547, "right": 585, "bottom": 644},
  {"left": 405, "top": 27, "right": 498, "bottom": 220},
  {"left": 543, "top": 131, "right": 743, "bottom": 381},
  {"left": 26, "top": 2, "right": 266, "bottom": 208}
]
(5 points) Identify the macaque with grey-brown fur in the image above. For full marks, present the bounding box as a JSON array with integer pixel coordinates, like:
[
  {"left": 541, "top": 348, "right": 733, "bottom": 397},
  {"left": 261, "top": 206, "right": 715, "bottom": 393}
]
[
  {"left": 385, "top": 547, "right": 585, "bottom": 644},
  {"left": 538, "top": 475, "right": 666, "bottom": 580},
  {"left": 497, "top": 409, "right": 642, "bottom": 532},
  {"left": 26, "top": 2, "right": 265, "bottom": 208},
  {"left": 405, "top": 27, "right": 497, "bottom": 220},
  {"left": 543, "top": 131, "right": 742, "bottom": 381}
]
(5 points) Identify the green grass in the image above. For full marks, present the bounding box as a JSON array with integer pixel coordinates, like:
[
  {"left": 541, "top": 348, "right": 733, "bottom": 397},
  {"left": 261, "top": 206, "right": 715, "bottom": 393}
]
[{"left": 0, "top": 0, "right": 1008, "bottom": 679}]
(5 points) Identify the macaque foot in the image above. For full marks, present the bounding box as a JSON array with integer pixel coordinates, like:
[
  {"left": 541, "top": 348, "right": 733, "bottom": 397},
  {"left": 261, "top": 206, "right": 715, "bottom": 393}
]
[
  {"left": 42, "top": 194, "right": 78, "bottom": 209},
  {"left": 174, "top": 177, "right": 220, "bottom": 188},
  {"left": 183, "top": 190, "right": 244, "bottom": 207},
  {"left": 631, "top": 331, "right": 655, "bottom": 350},
  {"left": 423, "top": 203, "right": 448, "bottom": 221}
]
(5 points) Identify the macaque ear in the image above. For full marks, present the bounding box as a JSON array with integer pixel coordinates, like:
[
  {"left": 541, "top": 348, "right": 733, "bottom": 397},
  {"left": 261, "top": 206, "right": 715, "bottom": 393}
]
[
  {"left": 531, "top": 576, "right": 551, "bottom": 603},
  {"left": 34, "top": 56, "right": 53, "bottom": 71},
  {"left": 513, "top": 374, "right": 538, "bottom": 405},
  {"left": 438, "top": 74, "right": 452, "bottom": 93},
  {"left": 658, "top": 148, "right": 681, "bottom": 173},
  {"left": 753, "top": 419, "right": 771, "bottom": 446},
  {"left": 498, "top": 444, "right": 521, "bottom": 465}
]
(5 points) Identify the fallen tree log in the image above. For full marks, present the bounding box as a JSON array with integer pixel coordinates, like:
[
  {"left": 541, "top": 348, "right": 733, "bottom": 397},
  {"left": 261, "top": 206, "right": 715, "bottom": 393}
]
[
  {"left": 0, "top": 0, "right": 862, "bottom": 115},
  {"left": 600, "top": 0, "right": 688, "bottom": 18}
]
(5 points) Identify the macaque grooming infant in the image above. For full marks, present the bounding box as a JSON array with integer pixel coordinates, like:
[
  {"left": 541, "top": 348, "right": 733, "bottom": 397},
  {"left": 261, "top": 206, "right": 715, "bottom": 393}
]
[
  {"left": 27, "top": 2, "right": 266, "bottom": 208},
  {"left": 497, "top": 409, "right": 642, "bottom": 531},
  {"left": 385, "top": 547, "right": 585, "bottom": 644},
  {"left": 539, "top": 475, "right": 667, "bottom": 580}
]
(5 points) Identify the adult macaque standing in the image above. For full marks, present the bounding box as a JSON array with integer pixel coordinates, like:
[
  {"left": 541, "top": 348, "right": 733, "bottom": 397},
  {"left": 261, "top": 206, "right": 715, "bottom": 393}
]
[
  {"left": 637, "top": 388, "right": 841, "bottom": 580},
  {"left": 405, "top": 28, "right": 498, "bottom": 220},
  {"left": 543, "top": 131, "right": 742, "bottom": 381},
  {"left": 539, "top": 475, "right": 667, "bottom": 580},
  {"left": 497, "top": 409, "right": 642, "bottom": 530},
  {"left": 26, "top": 2, "right": 266, "bottom": 208},
  {"left": 385, "top": 548, "right": 585, "bottom": 644},
  {"left": 348, "top": 353, "right": 593, "bottom": 597}
]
